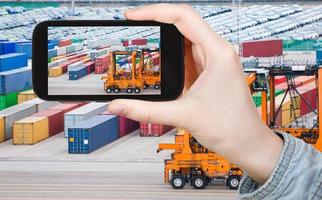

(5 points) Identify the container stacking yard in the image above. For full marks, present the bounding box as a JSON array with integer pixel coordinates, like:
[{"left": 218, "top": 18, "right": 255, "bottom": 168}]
[{"left": 0, "top": 1, "right": 321, "bottom": 200}]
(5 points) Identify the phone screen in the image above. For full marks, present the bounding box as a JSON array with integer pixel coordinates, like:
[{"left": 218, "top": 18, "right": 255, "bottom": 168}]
[{"left": 47, "top": 26, "right": 161, "bottom": 95}]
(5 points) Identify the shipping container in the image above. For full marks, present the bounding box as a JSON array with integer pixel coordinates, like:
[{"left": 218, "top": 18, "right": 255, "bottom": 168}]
[
  {"left": 15, "top": 42, "right": 32, "bottom": 59},
  {"left": 0, "top": 91, "right": 19, "bottom": 110},
  {"left": 300, "top": 88, "right": 317, "bottom": 116},
  {"left": 32, "top": 109, "right": 64, "bottom": 136},
  {"left": 13, "top": 116, "right": 49, "bottom": 145},
  {"left": 48, "top": 49, "right": 57, "bottom": 59},
  {"left": 122, "top": 39, "right": 147, "bottom": 46},
  {"left": 317, "top": 49, "right": 322, "bottom": 65},
  {"left": 22, "top": 98, "right": 59, "bottom": 112},
  {"left": 0, "top": 103, "right": 38, "bottom": 142},
  {"left": 140, "top": 123, "right": 173, "bottom": 137},
  {"left": 101, "top": 111, "right": 139, "bottom": 137},
  {"left": 64, "top": 102, "right": 108, "bottom": 137},
  {"left": 0, "top": 53, "right": 27, "bottom": 72},
  {"left": 48, "top": 102, "right": 82, "bottom": 113},
  {"left": 56, "top": 47, "right": 66, "bottom": 56},
  {"left": 241, "top": 39, "right": 283, "bottom": 57},
  {"left": 58, "top": 39, "right": 72, "bottom": 47},
  {"left": 48, "top": 43, "right": 54, "bottom": 50},
  {"left": 0, "top": 67, "right": 32, "bottom": 94},
  {"left": 68, "top": 115, "right": 118, "bottom": 154},
  {"left": 48, "top": 66, "right": 62, "bottom": 77},
  {"left": 69, "top": 65, "right": 87, "bottom": 80},
  {"left": 18, "top": 90, "right": 36, "bottom": 104},
  {"left": 0, "top": 41, "right": 16, "bottom": 55}
]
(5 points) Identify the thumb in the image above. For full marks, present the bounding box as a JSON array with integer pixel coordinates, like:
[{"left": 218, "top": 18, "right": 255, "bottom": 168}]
[{"left": 107, "top": 99, "right": 185, "bottom": 127}]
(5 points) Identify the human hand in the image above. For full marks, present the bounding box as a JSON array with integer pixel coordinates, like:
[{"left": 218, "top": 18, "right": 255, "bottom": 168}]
[{"left": 108, "top": 4, "right": 283, "bottom": 184}]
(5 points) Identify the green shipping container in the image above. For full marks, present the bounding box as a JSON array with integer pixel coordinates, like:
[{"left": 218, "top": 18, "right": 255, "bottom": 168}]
[
  {"left": 252, "top": 90, "right": 285, "bottom": 107},
  {"left": 0, "top": 91, "right": 19, "bottom": 110}
]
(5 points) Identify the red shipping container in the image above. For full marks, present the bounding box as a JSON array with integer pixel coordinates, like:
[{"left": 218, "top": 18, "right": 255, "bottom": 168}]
[
  {"left": 85, "top": 61, "right": 95, "bottom": 74},
  {"left": 101, "top": 111, "right": 139, "bottom": 137},
  {"left": 32, "top": 109, "right": 64, "bottom": 136},
  {"left": 122, "top": 39, "right": 147, "bottom": 46},
  {"left": 59, "top": 39, "right": 72, "bottom": 47},
  {"left": 95, "top": 54, "right": 110, "bottom": 66},
  {"left": 300, "top": 88, "right": 317, "bottom": 116},
  {"left": 241, "top": 39, "right": 283, "bottom": 57},
  {"left": 139, "top": 122, "right": 174, "bottom": 137},
  {"left": 275, "top": 76, "right": 286, "bottom": 85},
  {"left": 95, "top": 66, "right": 107, "bottom": 74},
  {"left": 48, "top": 103, "right": 82, "bottom": 113}
]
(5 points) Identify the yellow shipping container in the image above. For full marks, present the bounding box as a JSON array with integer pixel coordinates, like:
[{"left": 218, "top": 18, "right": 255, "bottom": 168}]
[
  {"left": 48, "top": 66, "right": 63, "bottom": 77},
  {"left": 51, "top": 55, "right": 66, "bottom": 62},
  {"left": 13, "top": 116, "right": 49, "bottom": 145},
  {"left": 281, "top": 98, "right": 301, "bottom": 127},
  {"left": 81, "top": 57, "right": 90, "bottom": 63},
  {"left": 0, "top": 117, "right": 4, "bottom": 143},
  {"left": 18, "top": 90, "right": 37, "bottom": 104}
]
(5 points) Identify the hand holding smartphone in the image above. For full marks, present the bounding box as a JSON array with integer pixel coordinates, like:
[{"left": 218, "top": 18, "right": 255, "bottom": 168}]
[{"left": 32, "top": 20, "right": 184, "bottom": 101}]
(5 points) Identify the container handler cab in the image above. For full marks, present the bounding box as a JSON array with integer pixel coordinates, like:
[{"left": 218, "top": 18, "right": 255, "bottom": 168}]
[{"left": 157, "top": 129, "right": 243, "bottom": 190}]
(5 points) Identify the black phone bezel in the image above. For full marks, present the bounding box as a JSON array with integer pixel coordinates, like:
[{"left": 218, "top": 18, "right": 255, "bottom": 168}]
[{"left": 32, "top": 20, "right": 184, "bottom": 101}]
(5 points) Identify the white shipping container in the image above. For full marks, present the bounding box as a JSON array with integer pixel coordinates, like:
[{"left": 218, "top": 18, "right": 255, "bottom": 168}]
[
  {"left": 22, "top": 98, "right": 59, "bottom": 112},
  {"left": 64, "top": 102, "right": 108, "bottom": 137},
  {"left": 74, "top": 43, "right": 83, "bottom": 51},
  {"left": 0, "top": 103, "right": 38, "bottom": 140},
  {"left": 87, "top": 39, "right": 102, "bottom": 49},
  {"left": 56, "top": 47, "right": 67, "bottom": 56}
]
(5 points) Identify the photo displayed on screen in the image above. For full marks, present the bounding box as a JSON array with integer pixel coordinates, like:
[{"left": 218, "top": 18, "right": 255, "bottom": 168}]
[{"left": 47, "top": 26, "right": 161, "bottom": 95}]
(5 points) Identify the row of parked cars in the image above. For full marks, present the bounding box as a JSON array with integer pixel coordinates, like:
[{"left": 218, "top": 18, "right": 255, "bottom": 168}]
[{"left": 0, "top": 4, "right": 321, "bottom": 43}]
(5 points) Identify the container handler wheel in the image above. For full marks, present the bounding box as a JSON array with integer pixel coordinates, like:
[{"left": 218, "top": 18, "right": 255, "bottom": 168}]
[
  {"left": 114, "top": 88, "right": 120, "bottom": 93},
  {"left": 170, "top": 174, "right": 186, "bottom": 189},
  {"left": 226, "top": 175, "right": 241, "bottom": 190},
  {"left": 126, "top": 88, "right": 133, "bottom": 93},
  {"left": 134, "top": 88, "right": 141, "bottom": 93},
  {"left": 106, "top": 88, "right": 113, "bottom": 93},
  {"left": 154, "top": 84, "right": 160, "bottom": 89},
  {"left": 144, "top": 84, "right": 148, "bottom": 89},
  {"left": 191, "top": 175, "right": 207, "bottom": 189}
]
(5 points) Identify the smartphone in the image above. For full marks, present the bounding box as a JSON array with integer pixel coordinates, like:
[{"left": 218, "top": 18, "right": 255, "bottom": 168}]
[{"left": 32, "top": 20, "right": 184, "bottom": 101}]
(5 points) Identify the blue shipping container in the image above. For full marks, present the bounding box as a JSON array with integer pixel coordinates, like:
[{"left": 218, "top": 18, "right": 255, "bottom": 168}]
[
  {"left": 48, "top": 49, "right": 57, "bottom": 59},
  {"left": 317, "top": 50, "right": 322, "bottom": 65},
  {"left": 48, "top": 39, "right": 59, "bottom": 47},
  {"left": 69, "top": 65, "right": 88, "bottom": 80},
  {"left": 15, "top": 43, "right": 32, "bottom": 59},
  {"left": 48, "top": 43, "right": 54, "bottom": 50},
  {"left": 0, "top": 53, "right": 28, "bottom": 72},
  {"left": 68, "top": 115, "right": 119, "bottom": 154},
  {"left": 0, "top": 67, "right": 32, "bottom": 94},
  {"left": 0, "top": 41, "right": 16, "bottom": 55}
]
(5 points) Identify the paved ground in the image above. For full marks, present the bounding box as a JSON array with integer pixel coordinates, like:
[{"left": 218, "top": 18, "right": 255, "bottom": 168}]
[
  {"left": 48, "top": 73, "right": 160, "bottom": 95},
  {"left": 0, "top": 130, "right": 237, "bottom": 199}
]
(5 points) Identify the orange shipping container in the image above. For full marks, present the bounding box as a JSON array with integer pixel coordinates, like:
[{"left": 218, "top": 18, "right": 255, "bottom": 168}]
[
  {"left": 18, "top": 90, "right": 37, "bottom": 104},
  {"left": 49, "top": 66, "right": 63, "bottom": 77},
  {"left": 0, "top": 117, "right": 4, "bottom": 143},
  {"left": 13, "top": 116, "right": 49, "bottom": 145}
]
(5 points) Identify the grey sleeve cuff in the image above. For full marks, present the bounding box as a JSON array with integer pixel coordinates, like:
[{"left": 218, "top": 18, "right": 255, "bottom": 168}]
[{"left": 237, "top": 131, "right": 322, "bottom": 200}]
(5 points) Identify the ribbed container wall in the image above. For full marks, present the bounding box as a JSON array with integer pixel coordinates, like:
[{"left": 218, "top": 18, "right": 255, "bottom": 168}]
[
  {"left": 68, "top": 115, "right": 118, "bottom": 154},
  {"left": 101, "top": 111, "right": 139, "bottom": 137},
  {"left": 15, "top": 43, "right": 32, "bottom": 59},
  {"left": 140, "top": 123, "right": 173, "bottom": 137},
  {"left": 18, "top": 90, "right": 36, "bottom": 104},
  {"left": 0, "top": 91, "right": 19, "bottom": 110},
  {"left": 32, "top": 109, "right": 64, "bottom": 136},
  {"left": 317, "top": 50, "right": 322, "bottom": 65},
  {"left": 241, "top": 39, "right": 283, "bottom": 57},
  {"left": 48, "top": 102, "right": 83, "bottom": 113},
  {"left": 64, "top": 102, "right": 108, "bottom": 137},
  {"left": 0, "top": 53, "right": 27, "bottom": 71},
  {"left": 13, "top": 116, "right": 49, "bottom": 145},
  {"left": 0, "top": 103, "right": 38, "bottom": 142},
  {"left": 0, "top": 67, "right": 32, "bottom": 94}
]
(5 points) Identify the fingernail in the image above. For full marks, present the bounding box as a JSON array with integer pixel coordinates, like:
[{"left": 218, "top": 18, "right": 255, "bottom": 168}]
[{"left": 108, "top": 103, "right": 126, "bottom": 115}]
